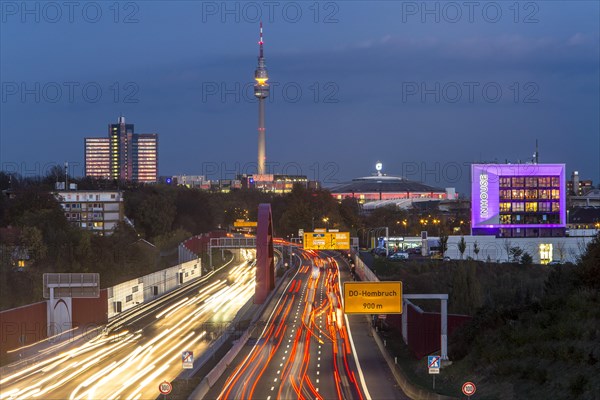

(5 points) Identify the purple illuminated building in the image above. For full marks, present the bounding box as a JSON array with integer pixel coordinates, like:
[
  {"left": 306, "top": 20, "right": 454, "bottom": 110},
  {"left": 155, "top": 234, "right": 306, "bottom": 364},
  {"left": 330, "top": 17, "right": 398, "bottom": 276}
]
[{"left": 471, "top": 164, "right": 566, "bottom": 237}]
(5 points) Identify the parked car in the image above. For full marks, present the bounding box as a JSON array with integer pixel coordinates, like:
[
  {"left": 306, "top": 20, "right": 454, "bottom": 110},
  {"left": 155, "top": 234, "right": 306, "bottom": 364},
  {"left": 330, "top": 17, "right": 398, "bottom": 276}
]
[
  {"left": 443, "top": 256, "right": 451, "bottom": 262},
  {"left": 372, "top": 247, "right": 388, "bottom": 256},
  {"left": 547, "top": 260, "right": 562, "bottom": 265},
  {"left": 388, "top": 252, "right": 409, "bottom": 260}
]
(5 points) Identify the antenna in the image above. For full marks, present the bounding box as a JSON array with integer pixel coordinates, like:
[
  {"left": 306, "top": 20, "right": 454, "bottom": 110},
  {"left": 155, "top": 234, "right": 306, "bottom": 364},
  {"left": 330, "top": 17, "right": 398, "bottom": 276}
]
[
  {"left": 259, "top": 21, "right": 264, "bottom": 58},
  {"left": 65, "top": 161, "right": 69, "bottom": 190}
]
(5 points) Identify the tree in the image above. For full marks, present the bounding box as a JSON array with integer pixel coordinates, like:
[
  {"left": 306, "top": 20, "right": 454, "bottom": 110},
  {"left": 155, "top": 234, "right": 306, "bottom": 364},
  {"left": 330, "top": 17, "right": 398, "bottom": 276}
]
[
  {"left": 556, "top": 241, "right": 566, "bottom": 263},
  {"left": 137, "top": 194, "right": 176, "bottom": 239},
  {"left": 503, "top": 240, "right": 512, "bottom": 262},
  {"left": 339, "top": 197, "right": 362, "bottom": 233},
  {"left": 438, "top": 232, "right": 449, "bottom": 257},
  {"left": 473, "top": 241, "right": 480, "bottom": 260},
  {"left": 20, "top": 226, "right": 47, "bottom": 262},
  {"left": 509, "top": 246, "right": 524, "bottom": 263},
  {"left": 458, "top": 236, "right": 467, "bottom": 260},
  {"left": 578, "top": 233, "right": 600, "bottom": 289},
  {"left": 520, "top": 252, "right": 533, "bottom": 265}
]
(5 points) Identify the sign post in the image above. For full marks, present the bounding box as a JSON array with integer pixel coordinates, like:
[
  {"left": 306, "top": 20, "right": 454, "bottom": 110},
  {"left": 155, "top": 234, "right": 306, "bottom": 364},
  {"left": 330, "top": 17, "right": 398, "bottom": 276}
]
[{"left": 428, "top": 355, "right": 440, "bottom": 389}]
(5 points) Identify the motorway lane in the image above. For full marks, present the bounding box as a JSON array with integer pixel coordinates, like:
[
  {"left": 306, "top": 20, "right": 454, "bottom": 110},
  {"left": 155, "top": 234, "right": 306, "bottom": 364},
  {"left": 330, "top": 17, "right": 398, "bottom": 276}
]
[
  {"left": 0, "top": 251, "right": 257, "bottom": 400},
  {"left": 217, "top": 250, "right": 366, "bottom": 400},
  {"left": 334, "top": 253, "right": 411, "bottom": 400}
]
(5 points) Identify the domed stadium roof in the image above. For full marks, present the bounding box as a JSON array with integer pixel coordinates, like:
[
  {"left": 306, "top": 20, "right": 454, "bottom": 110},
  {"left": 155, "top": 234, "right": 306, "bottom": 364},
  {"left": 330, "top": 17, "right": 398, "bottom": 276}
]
[{"left": 329, "top": 175, "right": 445, "bottom": 194}]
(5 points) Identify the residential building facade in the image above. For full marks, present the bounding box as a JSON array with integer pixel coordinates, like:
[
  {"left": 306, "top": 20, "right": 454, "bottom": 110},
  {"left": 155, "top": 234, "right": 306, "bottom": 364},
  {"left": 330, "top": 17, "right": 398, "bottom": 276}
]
[{"left": 54, "top": 190, "right": 124, "bottom": 235}]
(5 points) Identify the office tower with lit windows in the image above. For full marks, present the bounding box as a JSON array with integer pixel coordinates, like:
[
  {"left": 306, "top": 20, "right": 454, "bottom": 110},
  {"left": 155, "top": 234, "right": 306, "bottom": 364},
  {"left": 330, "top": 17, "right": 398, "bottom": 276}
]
[
  {"left": 133, "top": 133, "right": 159, "bottom": 183},
  {"left": 84, "top": 116, "right": 158, "bottom": 183},
  {"left": 84, "top": 137, "right": 111, "bottom": 178}
]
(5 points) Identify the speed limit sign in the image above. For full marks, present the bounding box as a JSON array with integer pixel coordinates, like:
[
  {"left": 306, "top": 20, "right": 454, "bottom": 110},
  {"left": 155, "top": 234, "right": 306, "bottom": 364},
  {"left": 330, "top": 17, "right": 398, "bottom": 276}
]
[
  {"left": 159, "top": 381, "right": 172, "bottom": 395},
  {"left": 462, "top": 381, "right": 476, "bottom": 396}
]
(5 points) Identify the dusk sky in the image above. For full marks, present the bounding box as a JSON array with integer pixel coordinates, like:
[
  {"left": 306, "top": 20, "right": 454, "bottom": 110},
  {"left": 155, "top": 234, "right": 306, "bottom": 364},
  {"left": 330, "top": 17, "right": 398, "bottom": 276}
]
[{"left": 1, "top": 1, "right": 598, "bottom": 194}]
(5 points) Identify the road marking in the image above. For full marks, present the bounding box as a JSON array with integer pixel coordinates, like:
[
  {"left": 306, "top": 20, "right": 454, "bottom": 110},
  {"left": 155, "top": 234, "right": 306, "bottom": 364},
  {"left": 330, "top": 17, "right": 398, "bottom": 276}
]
[
  {"left": 280, "top": 363, "right": 283, "bottom": 367},
  {"left": 277, "top": 370, "right": 280, "bottom": 374},
  {"left": 317, "top": 371, "right": 320, "bottom": 375},
  {"left": 271, "top": 386, "right": 274, "bottom": 391},
  {"left": 316, "top": 379, "right": 319, "bottom": 383},
  {"left": 267, "top": 396, "right": 271, "bottom": 400},
  {"left": 285, "top": 350, "right": 288, "bottom": 354},
  {"left": 317, "top": 364, "right": 320, "bottom": 368},
  {"left": 318, "top": 357, "right": 320, "bottom": 361},
  {"left": 274, "top": 378, "right": 278, "bottom": 382}
]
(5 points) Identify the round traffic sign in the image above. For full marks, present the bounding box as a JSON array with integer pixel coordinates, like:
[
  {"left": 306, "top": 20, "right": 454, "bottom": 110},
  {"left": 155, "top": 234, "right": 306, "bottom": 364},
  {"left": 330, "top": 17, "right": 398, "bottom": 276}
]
[
  {"left": 159, "top": 381, "right": 172, "bottom": 395},
  {"left": 462, "top": 381, "right": 476, "bottom": 396}
]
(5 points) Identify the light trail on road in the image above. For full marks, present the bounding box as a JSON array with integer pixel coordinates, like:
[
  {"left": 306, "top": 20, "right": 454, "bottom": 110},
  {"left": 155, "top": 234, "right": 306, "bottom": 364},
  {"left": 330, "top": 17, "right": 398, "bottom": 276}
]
[
  {"left": 218, "top": 251, "right": 367, "bottom": 400},
  {"left": 0, "top": 250, "right": 257, "bottom": 400}
]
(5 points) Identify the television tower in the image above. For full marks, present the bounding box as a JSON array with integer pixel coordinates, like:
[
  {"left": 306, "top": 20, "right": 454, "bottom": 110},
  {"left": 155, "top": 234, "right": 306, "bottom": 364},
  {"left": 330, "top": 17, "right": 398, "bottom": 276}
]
[{"left": 254, "top": 22, "right": 269, "bottom": 175}]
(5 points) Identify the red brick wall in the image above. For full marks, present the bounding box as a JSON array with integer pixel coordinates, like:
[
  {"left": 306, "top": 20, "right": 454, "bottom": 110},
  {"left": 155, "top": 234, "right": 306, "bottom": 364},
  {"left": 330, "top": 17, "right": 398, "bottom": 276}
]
[
  {"left": 385, "top": 304, "right": 472, "bottom": 359},
  {"left": 72, "top": 289, "right": 108, "bottom": 332},
  {"left": 0, "top": 301, "right": 47, "bottom": 358},
  {"left": 183, "top": 231, "right": 228, "bottom": 254}
]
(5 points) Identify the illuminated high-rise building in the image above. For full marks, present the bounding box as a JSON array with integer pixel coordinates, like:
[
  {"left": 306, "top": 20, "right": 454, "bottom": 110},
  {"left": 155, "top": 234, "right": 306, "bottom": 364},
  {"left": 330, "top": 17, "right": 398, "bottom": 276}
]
[
  {"left": 84, "top": 116, "right": 158, "bottom": 182},
  {"left": 254, "top": 22, "right": 269, "bottom": 176},
  {"left": 84, "top": 137, "right": 111, "bottom": 178}
]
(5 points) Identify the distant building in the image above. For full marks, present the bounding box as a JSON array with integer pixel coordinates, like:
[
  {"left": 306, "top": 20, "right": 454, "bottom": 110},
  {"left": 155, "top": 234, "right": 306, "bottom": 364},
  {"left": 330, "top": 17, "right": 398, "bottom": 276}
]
[
  {"left": 568, "top": 206, "right": 600, "bottom": 230},
  {"left": 329, "top": 164, "right": 456, "bottom": 207},
  {"left": 567, "top": 171, "right": 593, "bottom": 196},
  {"left": 84, "top": 137, "right": 111, "bottom": 178},
  {"left": 211, "top": 179, "right": 242, "bottom": 193},
  {"left": 168, "top": 175, "right": 211, "bottom": 190},
  {"left": 569, "top": 189, "right": 600, "bottom": 208},
  {"left": 54, "top": 190, "right": 124, "bottom": 235},
  {"left": 242, "top": 174, "right": 309, "bottom": 193},
  {"left": 85, "top": 116, "right": 158, "bottom": 182},
  {"left": 471, "top": 163, "right": 566, "bottom": 237}
]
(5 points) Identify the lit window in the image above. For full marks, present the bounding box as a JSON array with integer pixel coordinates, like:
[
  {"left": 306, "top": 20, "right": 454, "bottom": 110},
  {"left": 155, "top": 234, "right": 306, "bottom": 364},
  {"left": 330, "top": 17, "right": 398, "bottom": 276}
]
[
  {"left": 539, "top": 244, "right": 552, "bottom": 264},
  {"left": 525, "top": 202, "right": 538, "bottom": 212}
]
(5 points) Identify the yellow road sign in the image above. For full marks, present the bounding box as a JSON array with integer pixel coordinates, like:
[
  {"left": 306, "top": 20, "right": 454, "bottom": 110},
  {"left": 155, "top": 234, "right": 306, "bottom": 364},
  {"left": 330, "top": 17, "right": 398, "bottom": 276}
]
[
  {"left": 343, "top": 281, "right": 403, "bottom": 314},
  {"left": 303, "top": 232, "right": 350, "bottom": 250},
  {"left": 234, "top": 220, "right": 257, "bottom": 227}
]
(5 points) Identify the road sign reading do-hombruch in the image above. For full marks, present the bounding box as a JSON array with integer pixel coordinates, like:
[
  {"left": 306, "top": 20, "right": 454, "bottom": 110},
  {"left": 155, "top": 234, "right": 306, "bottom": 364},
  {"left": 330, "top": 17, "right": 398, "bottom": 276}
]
[{"left": 343, "top": 282, "right": 403, "bottom": 314}]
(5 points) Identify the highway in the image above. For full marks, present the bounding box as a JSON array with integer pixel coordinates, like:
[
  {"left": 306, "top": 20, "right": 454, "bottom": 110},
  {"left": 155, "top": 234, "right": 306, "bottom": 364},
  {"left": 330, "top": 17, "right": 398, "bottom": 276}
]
[
  {"left": 217, "top": 250, "right": 371, "bottom": 400},
  {"left": 0, "top": 250, "right": 256, "bottom": 400}
]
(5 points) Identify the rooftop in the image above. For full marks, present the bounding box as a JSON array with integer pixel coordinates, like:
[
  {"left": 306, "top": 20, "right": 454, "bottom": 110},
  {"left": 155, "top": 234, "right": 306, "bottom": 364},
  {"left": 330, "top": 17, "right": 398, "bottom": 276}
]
[{"left": 329, "top": 175, "right": 445, "bottom": 194}]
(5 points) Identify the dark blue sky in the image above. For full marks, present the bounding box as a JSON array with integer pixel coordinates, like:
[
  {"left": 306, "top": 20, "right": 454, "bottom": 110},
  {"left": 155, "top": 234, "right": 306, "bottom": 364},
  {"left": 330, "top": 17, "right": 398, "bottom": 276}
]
[{"left": 1, "top": 1, "right": 598, "bottom": 194}]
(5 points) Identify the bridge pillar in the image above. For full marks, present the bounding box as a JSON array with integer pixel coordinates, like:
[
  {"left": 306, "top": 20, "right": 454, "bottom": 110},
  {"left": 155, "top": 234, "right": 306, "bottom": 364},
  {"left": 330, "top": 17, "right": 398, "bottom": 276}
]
[{"left": 255, "top": 203, "right": 275, "bottom": 304}]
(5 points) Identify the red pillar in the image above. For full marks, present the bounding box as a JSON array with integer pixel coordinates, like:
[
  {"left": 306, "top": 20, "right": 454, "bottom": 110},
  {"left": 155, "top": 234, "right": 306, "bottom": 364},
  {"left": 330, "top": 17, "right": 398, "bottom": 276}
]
[{"left": 255, "top": 203, "right": 275, "bottom": 304}]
